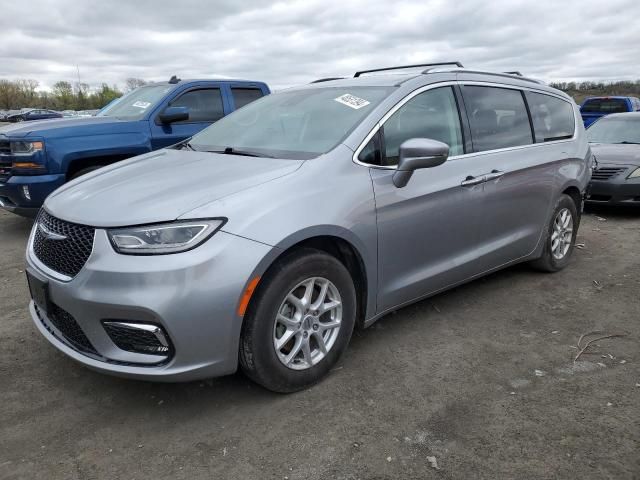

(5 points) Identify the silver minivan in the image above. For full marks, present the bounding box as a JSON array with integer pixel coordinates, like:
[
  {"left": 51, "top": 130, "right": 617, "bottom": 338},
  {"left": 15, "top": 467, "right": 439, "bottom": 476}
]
[{"left": 25, "top": 63, "right": 592, "bottom": 392}]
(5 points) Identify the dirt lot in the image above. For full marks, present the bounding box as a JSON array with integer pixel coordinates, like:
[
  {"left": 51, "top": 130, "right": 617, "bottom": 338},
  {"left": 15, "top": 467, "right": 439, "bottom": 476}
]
[{"left": 0, "top": 207, "right": 638, "bottom": 480}]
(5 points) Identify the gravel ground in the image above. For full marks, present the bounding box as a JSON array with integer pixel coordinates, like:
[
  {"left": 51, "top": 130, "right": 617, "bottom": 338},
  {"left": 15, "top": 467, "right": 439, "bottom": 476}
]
[{"left": 0, "top": 206, "right": 638, "bottom": 480}]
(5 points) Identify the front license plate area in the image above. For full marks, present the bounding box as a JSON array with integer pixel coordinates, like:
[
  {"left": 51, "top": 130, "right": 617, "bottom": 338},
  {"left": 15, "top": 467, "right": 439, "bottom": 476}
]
[{"left": 26, "top": 271, "right": 51, "bottom": 315}]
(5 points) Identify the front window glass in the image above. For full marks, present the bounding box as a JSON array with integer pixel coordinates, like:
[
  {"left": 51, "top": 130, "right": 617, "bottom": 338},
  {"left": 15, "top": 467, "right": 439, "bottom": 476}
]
[
  {"left": 587, "top": 117, "right": 640, "bottom": 144},
  {"left": 190, "top": 86, "right": 394, "bottom": 159},
  {"left": 98, "top": 85, "right": 174, "bottom": 119},
  {"left": 168, "top": 88, "right": 224, "bottom": 123},
  {"left": 381, "top": 87, "right": 464, "bottom": 166}
]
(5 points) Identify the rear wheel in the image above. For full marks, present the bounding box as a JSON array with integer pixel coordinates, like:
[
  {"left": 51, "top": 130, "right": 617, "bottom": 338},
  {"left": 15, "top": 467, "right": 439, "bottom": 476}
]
[
  {"left": 239, "top": 248, "right": 356, "bottom": 392},
  {"left": 530, "top": 194, "right": 579, "bottom": 272}
]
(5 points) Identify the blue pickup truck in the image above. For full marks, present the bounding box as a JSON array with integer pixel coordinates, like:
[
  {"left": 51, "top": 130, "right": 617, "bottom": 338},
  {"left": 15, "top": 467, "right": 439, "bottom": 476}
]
[
  {"left": 580, "top": 96, "right": 640, "bottom": 128},
  {"left": 0, "top": 77, "right": 270, "bottom": 217}
]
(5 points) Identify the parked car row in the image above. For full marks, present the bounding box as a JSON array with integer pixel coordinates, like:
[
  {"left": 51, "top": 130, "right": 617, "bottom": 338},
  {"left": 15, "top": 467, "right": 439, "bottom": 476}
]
[{"left": 0, "top": 108, "right": 63, "bottom": 122}]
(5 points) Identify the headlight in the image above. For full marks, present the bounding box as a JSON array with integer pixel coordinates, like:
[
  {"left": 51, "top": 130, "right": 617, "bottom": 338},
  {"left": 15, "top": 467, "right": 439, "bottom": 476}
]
[
  {"left": 108, "top": 219, "right": 225, "bottom": 255},
  {"left": 628, "top": 168, "right": 640, "bottom": 179},
  {"left": 11, "top": 140, "right": 44, "bottom": 155}
]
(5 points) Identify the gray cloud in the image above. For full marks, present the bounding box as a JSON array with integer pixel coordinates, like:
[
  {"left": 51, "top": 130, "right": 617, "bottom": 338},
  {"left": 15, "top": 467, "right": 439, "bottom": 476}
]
[{"left": 1, "top": 0, "right": 639, "bottom": 91}]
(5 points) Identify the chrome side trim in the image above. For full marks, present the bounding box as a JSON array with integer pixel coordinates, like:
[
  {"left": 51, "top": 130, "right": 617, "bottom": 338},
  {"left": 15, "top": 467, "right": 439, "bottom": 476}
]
[
  {"left": 104, "top": 321, "right": 170, "bottom": 348},
  {"left": 352, "top": 80, "right": 579, "bottom": 170}
]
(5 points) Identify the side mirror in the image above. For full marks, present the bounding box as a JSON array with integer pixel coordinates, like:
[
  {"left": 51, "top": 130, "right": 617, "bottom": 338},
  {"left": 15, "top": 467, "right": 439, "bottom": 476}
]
[
  {"left": 392, "top": 138, "right": 449, "bottom": 188},
  {"left": 159, "top": 106, "right": 189, "bottom": 124}
]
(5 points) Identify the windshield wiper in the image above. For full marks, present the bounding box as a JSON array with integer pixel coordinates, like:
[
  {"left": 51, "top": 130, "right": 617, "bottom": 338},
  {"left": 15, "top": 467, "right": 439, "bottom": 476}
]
[
  {"left": 207, "top": 147, "right": 274, "bottom": 158},
  {"left": 617, "top": 141, "right": 640, "bottom": 145}
]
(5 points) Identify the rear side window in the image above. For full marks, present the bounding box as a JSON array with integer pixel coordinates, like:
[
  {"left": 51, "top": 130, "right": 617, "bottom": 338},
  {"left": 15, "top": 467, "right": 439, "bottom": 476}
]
[
  {"left": 169, "top": 88, "right": 224, "bottom": 122},
  {"left": 231, "top": 88, "right": 264, "bottom": 109},
  {"left": 581, "top": 98, "right": 629, "bottom": 114},
  {"left": 462, "top": 86, "right": 533, "bottom": 152},
  {"left": 526, "top": 92, "right": 575, "bottom": 142},
  {"left": 378, "top": 86, "right": 464, "bottom": 166}
]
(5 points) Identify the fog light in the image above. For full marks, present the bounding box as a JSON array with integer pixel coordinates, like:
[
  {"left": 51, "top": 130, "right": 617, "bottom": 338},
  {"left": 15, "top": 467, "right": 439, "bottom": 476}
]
[
  {"left": 102, "top": 321, "right": 172, "bottom": 357},
  {"left": 22, "top": 185, "right": 31, "bottom": 200}
]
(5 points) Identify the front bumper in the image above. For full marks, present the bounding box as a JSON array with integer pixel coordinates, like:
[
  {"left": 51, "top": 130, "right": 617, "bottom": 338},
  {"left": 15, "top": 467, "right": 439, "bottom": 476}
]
[
  {"left": 26, "top": 224, "right": 274, "bottom": 382},
  {"left": 0, "top": 174, "right": 65, "bottom": 217},
  {"left": 587, "top": 168, "right": 640, "bottom": 206}
]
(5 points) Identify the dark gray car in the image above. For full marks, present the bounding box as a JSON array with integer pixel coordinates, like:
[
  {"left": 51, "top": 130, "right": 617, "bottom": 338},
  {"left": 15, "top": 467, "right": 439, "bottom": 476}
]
[
  {"left": 25, "top": 63, "right": 592, "bottom": 392},
  {"left": 586, "top": 112, "right": 640, "bottom": 205}
]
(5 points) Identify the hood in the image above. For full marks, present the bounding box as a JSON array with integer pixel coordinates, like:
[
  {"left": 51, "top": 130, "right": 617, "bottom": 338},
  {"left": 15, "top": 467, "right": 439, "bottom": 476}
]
[
  {"left": 590, "top": 143, "right": 640, "bottom": 167},
  {"left": 0, "top": 116, "right": 141, "bottom": 139},
  {"left": 45, "top": 148, "right": 304, "bottom": 227}
]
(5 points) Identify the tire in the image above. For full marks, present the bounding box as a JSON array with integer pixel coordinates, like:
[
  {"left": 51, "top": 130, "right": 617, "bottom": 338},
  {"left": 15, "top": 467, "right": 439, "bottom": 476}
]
[
  {"left": 530, "top": 194, "right": 579, "bottom": 272},
  {"left": 70, "top": 165, "right": 104, "bottom": 180},
  {"left": 16, "top": 116, "right": 25, "bottom": 122},
  {"left": 239, "top": 248, "right": 356, "bottom": 393}
]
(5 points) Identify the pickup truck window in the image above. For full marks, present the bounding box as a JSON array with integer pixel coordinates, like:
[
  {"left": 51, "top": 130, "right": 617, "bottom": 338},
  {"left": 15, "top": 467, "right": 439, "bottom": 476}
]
[
  {"left": 232, "top": 88, "right": 264, "bottom": 109},
  {"left": 581, "top": 98, "right": 628, "bottom": 114},
  {"left": 169, "top": 88, "right": 224, "bottom": 123},
  {"left": 98, "top": 85, "right": 174, "bottom": 119}
]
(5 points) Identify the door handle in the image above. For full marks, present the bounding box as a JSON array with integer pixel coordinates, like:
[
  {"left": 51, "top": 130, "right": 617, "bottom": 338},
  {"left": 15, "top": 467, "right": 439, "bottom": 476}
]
[
  {"left": 484, "top": 170, "right": 505, "bottom": 181},
  {"left": 461, "top": 175, "right": 486, "bottom": 187}
]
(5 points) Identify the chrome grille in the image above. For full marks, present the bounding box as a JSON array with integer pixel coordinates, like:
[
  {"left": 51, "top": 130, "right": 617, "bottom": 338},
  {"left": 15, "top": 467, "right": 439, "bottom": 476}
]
[
  {"left": 0, "top": 159, "right": 10, "bottom": 182},
  {"left": 32, "top": 210, "right": 95, "bottom": 278},
  {"left": 591, "top": 167, "right": 627, "bottom": 180}
]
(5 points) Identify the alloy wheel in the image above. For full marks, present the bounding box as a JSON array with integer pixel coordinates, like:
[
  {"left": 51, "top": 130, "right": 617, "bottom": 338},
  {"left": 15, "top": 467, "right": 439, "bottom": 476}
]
[
  {"left": 273, "top": 277, "right": 342, "bottom": 370},
  {"left": 551, "top": 207, "right": 573, "bottom": 260}
]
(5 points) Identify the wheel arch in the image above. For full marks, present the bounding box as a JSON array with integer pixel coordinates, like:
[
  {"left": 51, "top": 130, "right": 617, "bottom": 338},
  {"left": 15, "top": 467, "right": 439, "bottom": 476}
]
[
  {"left": 561, "top": 184, "right": 583, "bottom": 212},
  {"left": 244, "top": 228, "right": 376, "bottom": 329},
  {"left": 65, "top": 153, "right": 138, "bottom": 180}
]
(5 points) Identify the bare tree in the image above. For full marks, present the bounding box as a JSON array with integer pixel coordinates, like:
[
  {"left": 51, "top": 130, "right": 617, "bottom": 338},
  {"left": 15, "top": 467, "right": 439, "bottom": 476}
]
[{"left": 125, "top": 77, "right": 147, "bottom": 92}]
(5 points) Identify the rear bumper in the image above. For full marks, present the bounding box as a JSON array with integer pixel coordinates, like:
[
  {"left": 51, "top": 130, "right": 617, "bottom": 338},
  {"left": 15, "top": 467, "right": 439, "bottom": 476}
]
[
  {"left": 587, "top": 178, "right": 640, "bottom": 205},
  {"left": 0, "top": 174, "right": 65, "bottom": 216}
]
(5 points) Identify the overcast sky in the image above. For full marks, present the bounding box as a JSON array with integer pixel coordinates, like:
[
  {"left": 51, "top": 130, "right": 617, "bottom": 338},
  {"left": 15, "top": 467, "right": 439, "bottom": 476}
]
[{"left": 1, "top": 0, "right": 639, "bottom": 91}]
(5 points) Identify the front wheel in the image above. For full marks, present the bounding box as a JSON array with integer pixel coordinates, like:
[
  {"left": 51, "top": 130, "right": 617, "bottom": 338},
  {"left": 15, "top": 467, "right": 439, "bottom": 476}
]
[
  {"left": 530, "top": 194, "right": 579, "bottom": 272},
  {"left": 239, "top": 249, "right": 356, "bottom": 392}
]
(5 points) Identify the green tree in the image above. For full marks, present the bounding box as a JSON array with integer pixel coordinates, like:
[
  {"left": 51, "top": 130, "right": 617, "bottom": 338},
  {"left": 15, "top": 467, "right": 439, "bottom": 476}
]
[{"left": 52, "top": 81, "right": 74, "bottom": 109}]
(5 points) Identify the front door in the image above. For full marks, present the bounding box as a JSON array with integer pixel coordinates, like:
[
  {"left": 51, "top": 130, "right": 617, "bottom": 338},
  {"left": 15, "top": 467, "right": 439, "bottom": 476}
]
[{"left": 369, "top": 85, "right": 491, "bottom": 313}]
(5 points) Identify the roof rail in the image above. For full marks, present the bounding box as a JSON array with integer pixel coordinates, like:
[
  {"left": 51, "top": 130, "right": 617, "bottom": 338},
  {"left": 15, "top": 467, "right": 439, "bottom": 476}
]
[
  {"left": 310, "top": 77, "right": 344, "bottom": 83},
  {"left": 354, "top": 62, "right": 463, "bottom": 77},
  {"left": 504, "top": 71, "right": 523, "bottom": 76},
  {"left": 454, "top": 69, "right": 545, "bottom": 85}
]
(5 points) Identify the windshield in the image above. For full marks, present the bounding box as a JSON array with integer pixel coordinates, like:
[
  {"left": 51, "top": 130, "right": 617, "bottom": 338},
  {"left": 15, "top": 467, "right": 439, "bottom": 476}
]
[
  {"left": 98, "top": 84, "right": 174, "bottom": 119},
  {"left": 587, "top": 117, "right": 640, "bottom": 144},
  {"left": 189, "top": 86, "right": 394, "bottom": 159}
]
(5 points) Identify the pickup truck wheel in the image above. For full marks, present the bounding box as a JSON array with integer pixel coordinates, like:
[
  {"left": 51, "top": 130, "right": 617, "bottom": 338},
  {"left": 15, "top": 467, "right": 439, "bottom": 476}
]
[
  {"left": 70, "top": 165, "right": 103, "bottom": 180},
  {"left": 530, "top": 194, "right": 579, "bottom": 272},
  {"left": 239, "top": 248, "right": 356, "bottom": 393}
]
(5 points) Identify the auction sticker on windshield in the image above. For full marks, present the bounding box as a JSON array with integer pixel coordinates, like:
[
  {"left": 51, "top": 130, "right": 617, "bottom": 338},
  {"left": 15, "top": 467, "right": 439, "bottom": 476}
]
[
  {"left": 132, "top": 101, "right": 151, "bottom": 109},
  {"left": 334, "top": 94, "right": 371, "bottom": 110}
]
